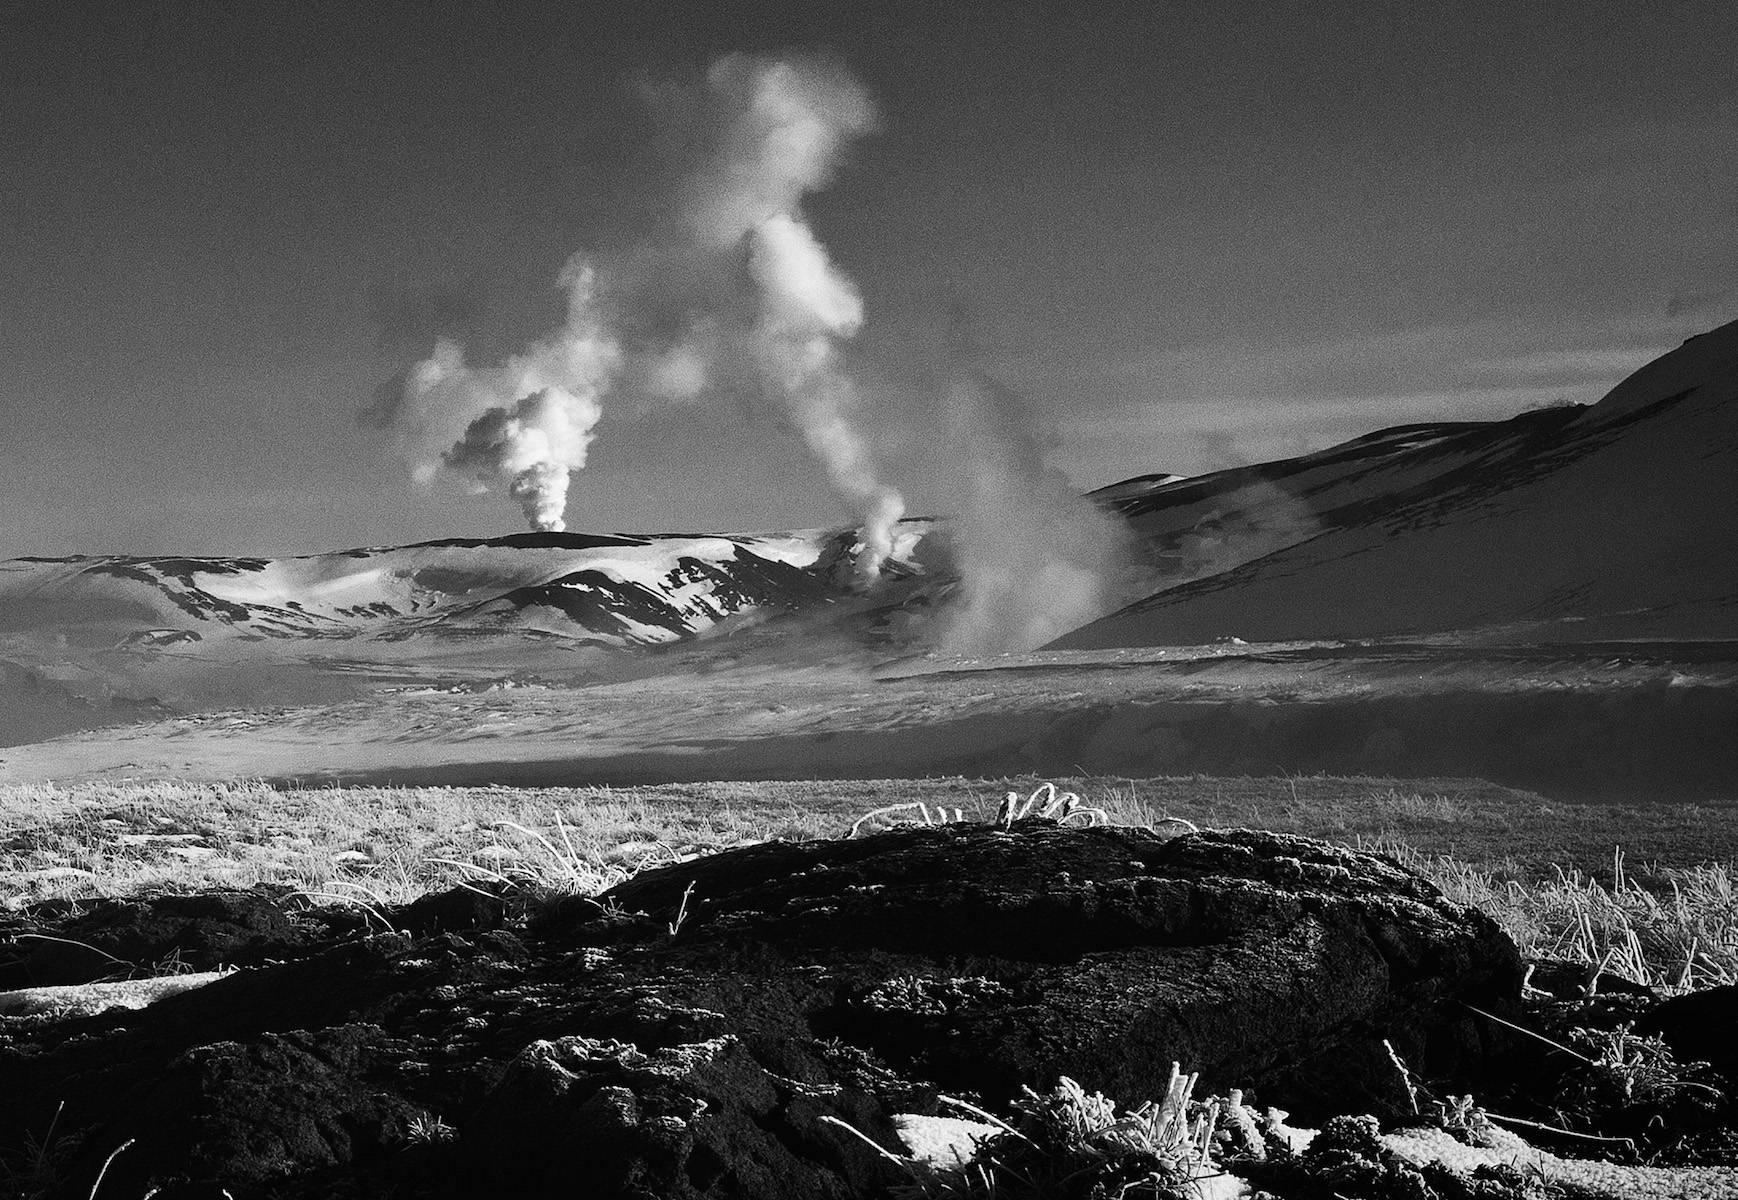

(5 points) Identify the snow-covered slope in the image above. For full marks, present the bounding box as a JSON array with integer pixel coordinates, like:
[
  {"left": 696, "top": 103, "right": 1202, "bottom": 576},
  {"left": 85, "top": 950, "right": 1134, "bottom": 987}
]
[
  {"left": 0, "top": 523, "right": 946, "bottom": 732},
  {"left": 0, "top": 527, "right": 930, "bottom": 652},
  {"left": 1085, "top": 414, "right": 1585, "bottom": 587},
  {"left": 1057, "top": 319, "right": 1738, "bottom": 648}
]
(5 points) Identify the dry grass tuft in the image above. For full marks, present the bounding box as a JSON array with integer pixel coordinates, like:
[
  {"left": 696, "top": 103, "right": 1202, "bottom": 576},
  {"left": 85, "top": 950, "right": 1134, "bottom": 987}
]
[
  {"left": 7, "top": 775, "right": 1738, "bottom": 998},
  {"left": 0, "top": 780, "right": 796, "bottom": 908},
  {"left": 824, "top": 1065, "right": 1223, "bottom": 1199},
  {"left": 1374, "top": 842, "right": 1738, "bottom": 993}
]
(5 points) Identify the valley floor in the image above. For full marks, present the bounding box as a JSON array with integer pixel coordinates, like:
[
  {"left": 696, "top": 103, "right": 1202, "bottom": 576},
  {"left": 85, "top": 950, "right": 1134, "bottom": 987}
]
[{"left": 4, "top": 641, "right": 1736, "bottom": 803}]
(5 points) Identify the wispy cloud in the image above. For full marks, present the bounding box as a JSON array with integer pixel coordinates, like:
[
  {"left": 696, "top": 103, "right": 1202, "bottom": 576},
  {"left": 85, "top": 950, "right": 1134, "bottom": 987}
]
[{"left": 1042, "top": 311, "right": 1712, "bottom": 480}]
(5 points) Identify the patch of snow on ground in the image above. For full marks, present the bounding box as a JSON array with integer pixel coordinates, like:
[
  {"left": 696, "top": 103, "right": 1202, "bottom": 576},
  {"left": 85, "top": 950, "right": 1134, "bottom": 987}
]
[
  {"left": 733, "top": 531, "right": 835, "bottom": 567},
  {"left": 0, "top": 970, "right": 233, "bottom": 1019},
  {"left": 1385, "top": 1125, "right": 1738, "bottom": 1200},
  {"left": 891, "top": 1113, "right": 996, "bottom": 1167}
]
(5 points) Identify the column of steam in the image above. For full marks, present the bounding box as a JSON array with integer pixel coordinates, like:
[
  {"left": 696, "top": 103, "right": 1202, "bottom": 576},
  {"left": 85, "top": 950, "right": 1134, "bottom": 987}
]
[
  {"left": 746, "top": 213, "right": 904, "bottom": 583},
  {"left": 395, "top": 260, "right": 620, "bottom": 534},
  {"left": 374, "top": 55, "right": 905, "bottom": 580},
  {"left": 685, "top": 57, "right": 906, "bottom": 585}
]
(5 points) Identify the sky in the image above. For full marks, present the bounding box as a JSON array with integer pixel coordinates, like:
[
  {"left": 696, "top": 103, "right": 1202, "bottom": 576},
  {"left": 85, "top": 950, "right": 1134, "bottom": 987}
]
[{"left": 4, "top": 0, "right": 1737, "bottom": 557}]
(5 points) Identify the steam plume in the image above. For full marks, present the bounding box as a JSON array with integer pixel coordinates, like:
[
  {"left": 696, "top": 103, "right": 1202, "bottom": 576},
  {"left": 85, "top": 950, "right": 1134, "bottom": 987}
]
[
  {"left": 663, "top": 56, "right": 905, "bottom": 581},
  {"left": 369, "top": 53, "right": 904, "bottom": 575},
  {"left": 444, "top": 391, "right": 592, "bottom": 532},
  {"left": 938, "top": 369, "right": 1140, "bottom": 653},
  {"left": 388, "top": 262, "right": 617, "bottom": 532},
  {"left": 745, "top": 213, "right": 903, "bottom": 580}
]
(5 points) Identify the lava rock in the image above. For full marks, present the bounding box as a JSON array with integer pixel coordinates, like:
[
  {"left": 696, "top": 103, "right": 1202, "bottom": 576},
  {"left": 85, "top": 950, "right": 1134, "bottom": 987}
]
[
  {"left": 0, "top": 823, "right": 1524, "bottom": 1199},
  {"left": 0, "top": 887, "right": 365, "bottom": 987},
  {"left": 598, "top": 823, "right": 1524, "bottom": 1119},
  {"left": 464, "top": 1033, "right": 895, "bottom": 1199},
  {"left": 1635, "top": 983, "right": 1738, "bottom": 1086}
]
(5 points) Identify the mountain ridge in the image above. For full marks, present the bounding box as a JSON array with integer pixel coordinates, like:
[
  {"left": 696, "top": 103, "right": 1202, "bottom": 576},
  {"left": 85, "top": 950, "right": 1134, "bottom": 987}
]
[
  {"left": 0, "top": 527, "right": 932, "bottom": 649},
  {"left": 4, "top": 319, "right": 1735, "bottom": 749},
  {"left": 1054, "top": 320, "right": 1738, "bottom": 648}
]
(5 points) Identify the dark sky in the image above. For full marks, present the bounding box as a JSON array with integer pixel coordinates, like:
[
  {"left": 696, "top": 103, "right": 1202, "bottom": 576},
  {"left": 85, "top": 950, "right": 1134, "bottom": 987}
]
[{"left": 6, "top": 0, "right": 1737, "bottom": 555}]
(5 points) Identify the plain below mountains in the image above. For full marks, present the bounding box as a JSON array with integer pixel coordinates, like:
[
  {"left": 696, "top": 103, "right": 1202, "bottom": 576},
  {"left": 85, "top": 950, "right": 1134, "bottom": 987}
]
[{"left": 2, "top": 318, "right": 1735, "bottom": 759}]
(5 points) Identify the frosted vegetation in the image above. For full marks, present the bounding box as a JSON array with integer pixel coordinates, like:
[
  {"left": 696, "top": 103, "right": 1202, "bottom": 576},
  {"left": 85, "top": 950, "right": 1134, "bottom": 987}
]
[{"left": 4, "top": 775, "right": 1736, "bottom": 994}]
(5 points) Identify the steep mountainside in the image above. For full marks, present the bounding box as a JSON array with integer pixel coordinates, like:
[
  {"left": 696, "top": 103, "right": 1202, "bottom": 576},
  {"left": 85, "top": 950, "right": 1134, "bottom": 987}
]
[{"left": 1058, "top": 319, "right": 1738, "bottom": 648}]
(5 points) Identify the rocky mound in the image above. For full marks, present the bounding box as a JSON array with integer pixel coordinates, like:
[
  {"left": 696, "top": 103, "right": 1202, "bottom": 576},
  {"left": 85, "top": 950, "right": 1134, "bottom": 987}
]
[{"left": 0, "top": 824, "right": 1524, "bottom": 1198}]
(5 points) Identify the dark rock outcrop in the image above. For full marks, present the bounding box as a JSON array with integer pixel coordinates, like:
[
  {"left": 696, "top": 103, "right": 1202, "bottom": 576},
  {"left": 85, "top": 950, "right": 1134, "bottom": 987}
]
[
  {"left": 0, "top": 824, "right": 1525, "bottom": 1199},
  {"left": 0, "top": 887, "right": 368, "bottom": 989},
  {"left": 1636, "top": 983, "right": 1738, "bottom": 1087}
]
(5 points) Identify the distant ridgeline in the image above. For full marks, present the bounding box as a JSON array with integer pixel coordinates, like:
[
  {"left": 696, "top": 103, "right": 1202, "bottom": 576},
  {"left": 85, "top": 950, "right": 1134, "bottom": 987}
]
[
  {"left": 1063, "top": 318, "right": 1738, "bottom": 647},
  {"left": 0, "top": 527, "right": 936, "bottom": 650},
  {"left": 4, "top": 318, "right": 1736, "bottom": 662}
]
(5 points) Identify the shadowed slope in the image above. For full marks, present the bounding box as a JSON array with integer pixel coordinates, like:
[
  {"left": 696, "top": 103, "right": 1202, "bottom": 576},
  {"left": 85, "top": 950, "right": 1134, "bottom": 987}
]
[{"left": 1058, "top": 319, "right": 1738, "bottom": 647}]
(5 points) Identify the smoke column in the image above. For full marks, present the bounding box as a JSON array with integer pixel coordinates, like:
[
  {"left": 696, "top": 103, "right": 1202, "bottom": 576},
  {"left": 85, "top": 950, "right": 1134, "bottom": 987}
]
[
  {"left": 746, "top": 212, "right": 903, "bottom": 580},
  {"left": 369, "top": 53, "right": 904, "bottom": 575},
  {"left": 938, "top": 367, "right": 1141, "bottom": 654},
  {"left": 443, "top": 391, "right": 591, "bottom": 532},
  {"left": 663, "top": 56, "right": 906, "bottom": 582},
  {"left": 386, "top": 261, "right": 618, "bottom": 532}
]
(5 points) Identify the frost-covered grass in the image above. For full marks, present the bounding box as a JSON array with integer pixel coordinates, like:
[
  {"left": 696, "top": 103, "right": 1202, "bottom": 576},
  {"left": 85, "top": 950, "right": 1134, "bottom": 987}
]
[
  {"left": 0, "top": 779, "right": 839, "bottom": 907},
  {"left": 6, "top": 775, "right": 1738, "bottom": 1198},
  {"left": 5, "top": 774, "right": 1737, "bottom": 991},
  {"left": 1379, "top": 842, "right": 1738, "bottom": 993}
]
